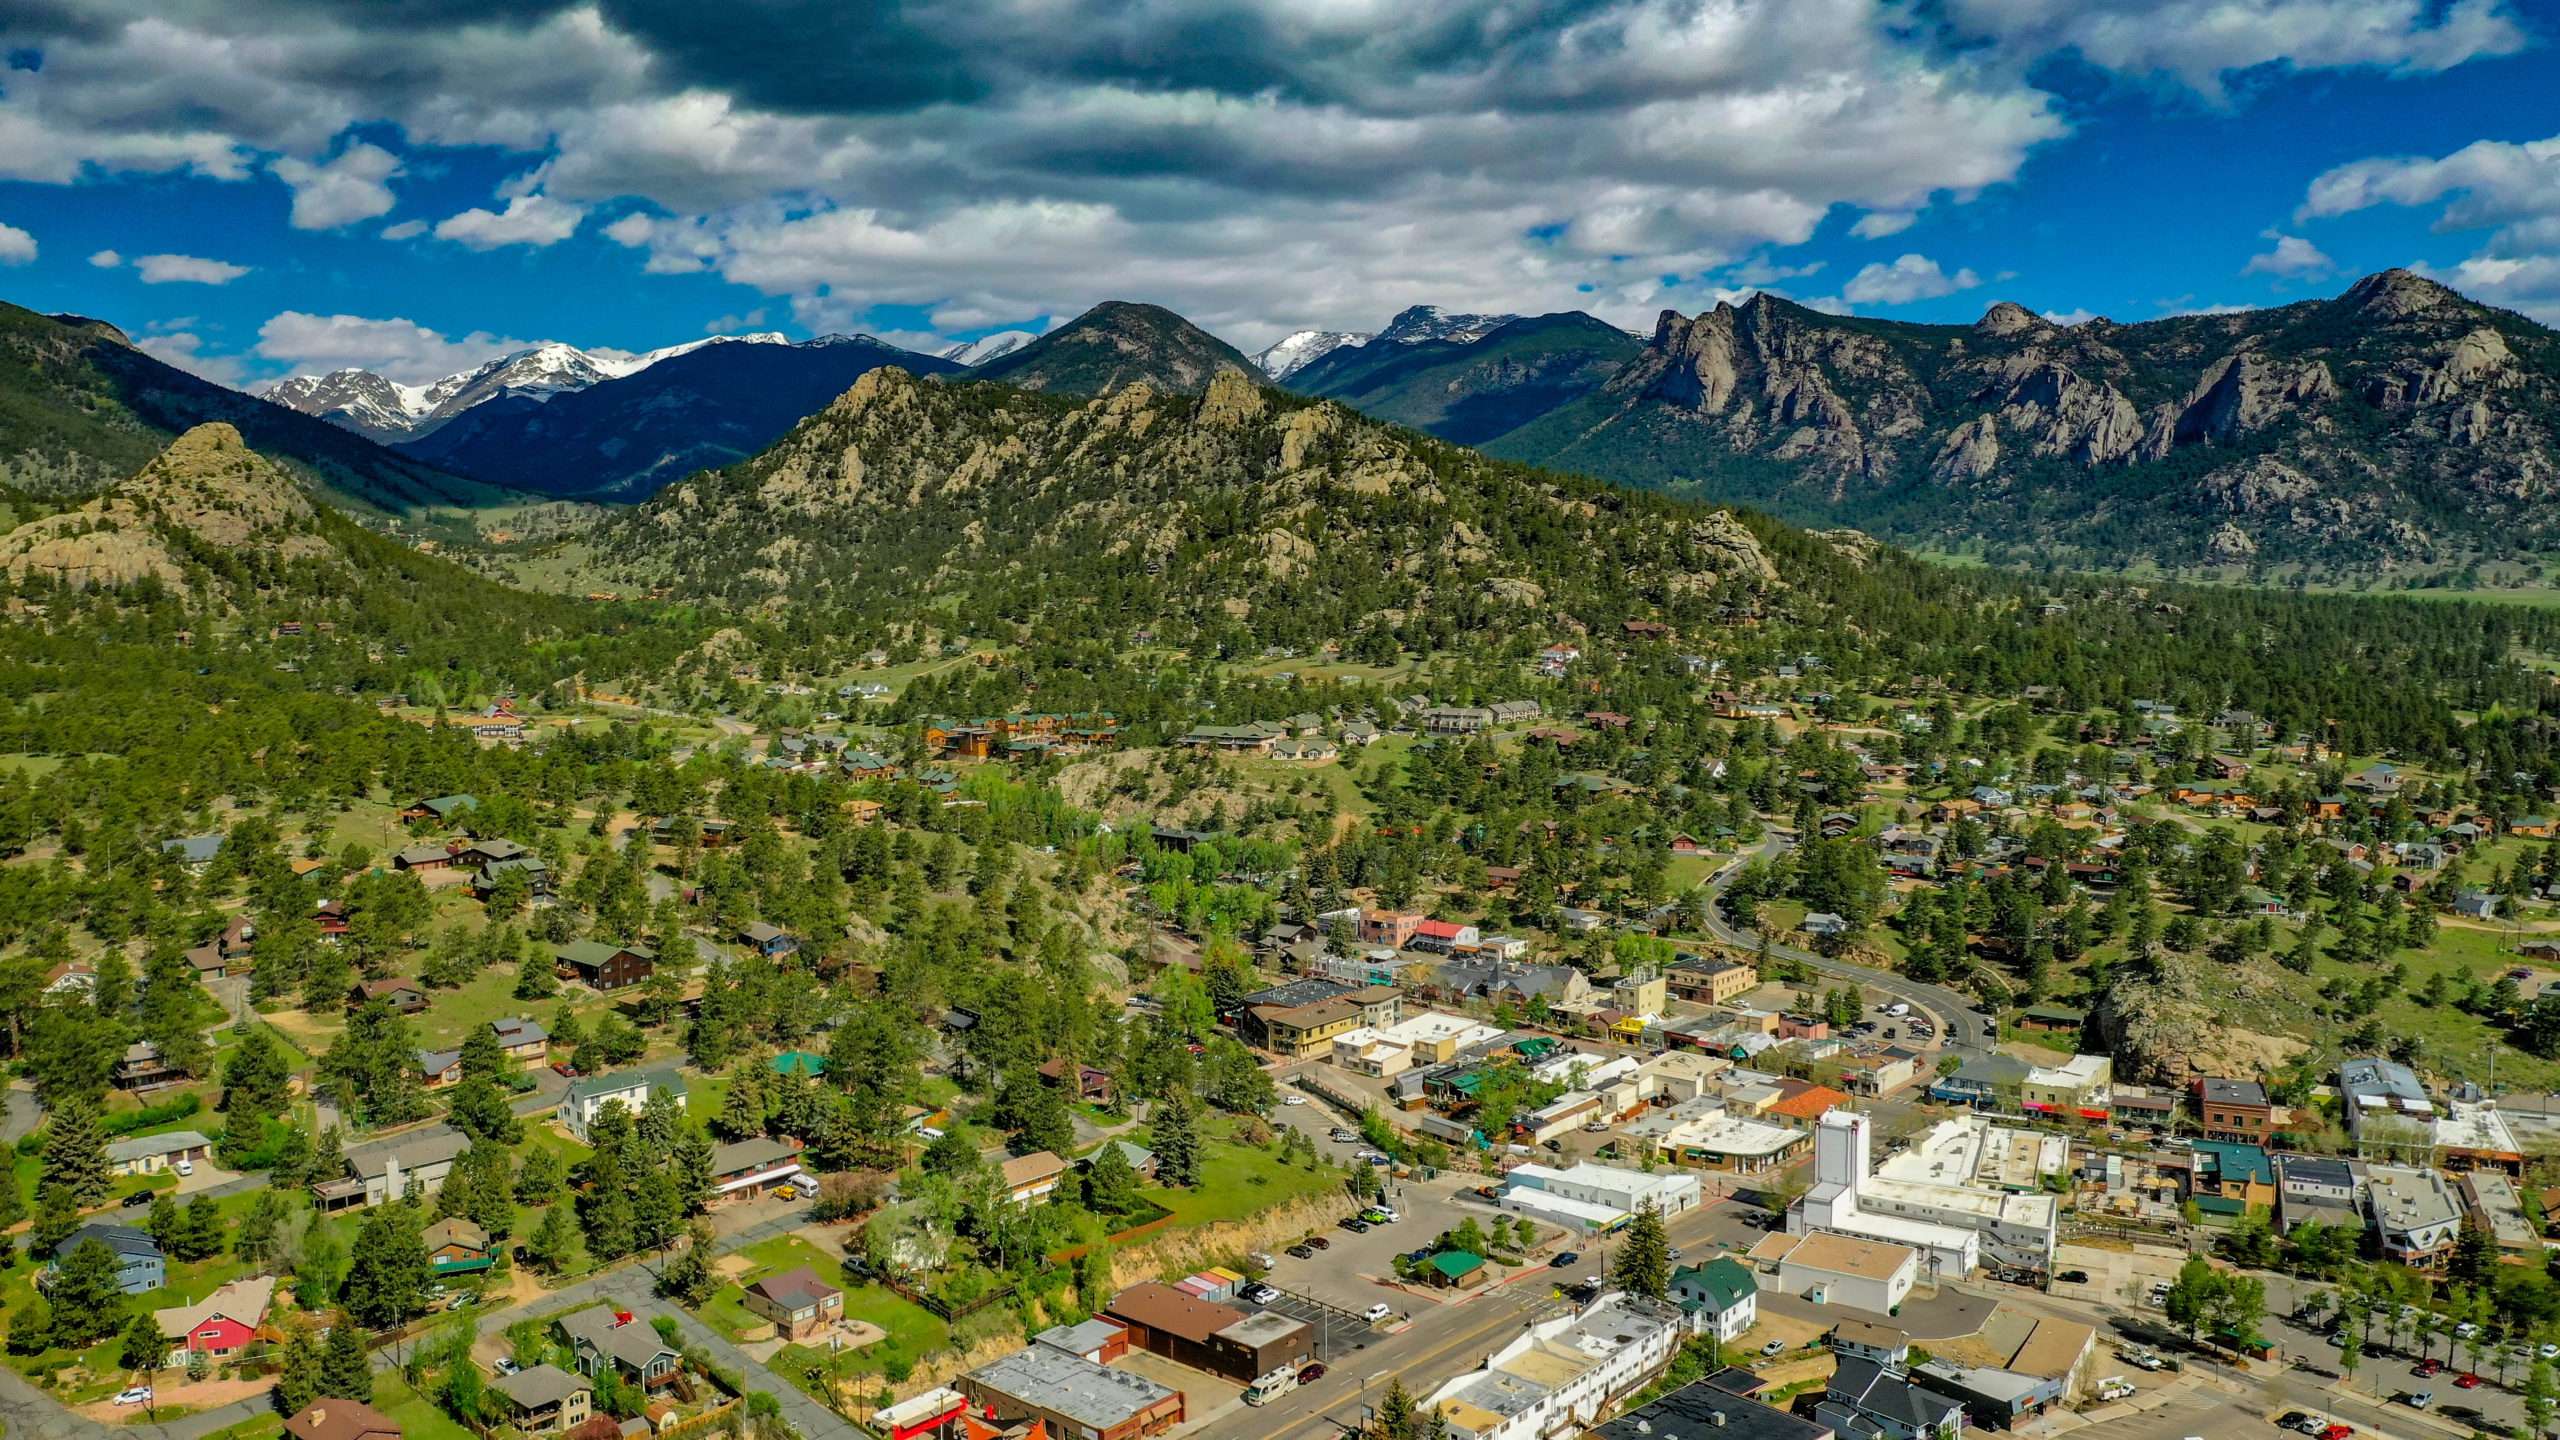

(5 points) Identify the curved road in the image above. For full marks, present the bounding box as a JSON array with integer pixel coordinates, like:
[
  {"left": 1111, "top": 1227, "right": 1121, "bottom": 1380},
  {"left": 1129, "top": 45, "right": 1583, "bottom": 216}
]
[{"left": 1699, "top": 834, "right": 1999, "bottom": 1058}]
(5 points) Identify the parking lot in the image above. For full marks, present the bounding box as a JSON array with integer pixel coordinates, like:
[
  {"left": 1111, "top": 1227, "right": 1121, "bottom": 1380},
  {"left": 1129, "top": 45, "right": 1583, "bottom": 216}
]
[{"left": 1244, "top": 1283, "right": 1394, "bottom": 1364}]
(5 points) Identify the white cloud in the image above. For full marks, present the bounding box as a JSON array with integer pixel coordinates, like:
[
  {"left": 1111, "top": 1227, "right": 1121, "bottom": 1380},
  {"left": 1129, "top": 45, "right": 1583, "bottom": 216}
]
[
  {"left": 88, "top": 248, "right": 122, "bottom": 268},
  {"left": 1944, "top": 0, "right": 2527, "bottom": 96},
  {"left": 380, "top": 219, "right": 427, "bottom": 240},
  {"left": 136, "top": 330, "right": 248, "bottom": 387},
  {"left": 135, "top": 253, "right": 249, "bottom": 285},
  {"left": 2243, "top": 230, "right": 2334, "bottom": 278},
  {"left": 2298, "top": 131, "right": 2560, "bottom": 320},
  {"left": 2041, "top": 307, "right": 2099, "bottom": 325},
  {"left": 269, "top": 141, "right": 402, "bottom": 230},
  {"left": 434, "top": 191, "right": 587, "bottom": 250},
  {"left": 0, "top": 223, "right": 34, "bottom": 265},
  {"left": 253, "top": 311, "right": 536, "bottom": 385},
  {"left": 1850, "top": 210, "right": 1916, "bottom": 239},
  {"left": 1840, "top": 252, "right": 1981, "bottom": 305}
]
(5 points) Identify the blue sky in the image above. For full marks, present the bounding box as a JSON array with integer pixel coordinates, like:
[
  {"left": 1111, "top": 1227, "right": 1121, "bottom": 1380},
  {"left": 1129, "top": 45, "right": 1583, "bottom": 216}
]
[{"left": 1, "top": 1, "right": 2556, "bottom": 388}]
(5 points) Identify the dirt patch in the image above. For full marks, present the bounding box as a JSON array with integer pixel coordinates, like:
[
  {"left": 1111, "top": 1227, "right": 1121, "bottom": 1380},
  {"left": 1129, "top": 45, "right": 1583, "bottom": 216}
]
[
  {"left": 713, "top": 1253, "right": 756, "bottom": 1279},
  {"left": 77, "top": 1373, "right": 271, "bottom": 1421}
]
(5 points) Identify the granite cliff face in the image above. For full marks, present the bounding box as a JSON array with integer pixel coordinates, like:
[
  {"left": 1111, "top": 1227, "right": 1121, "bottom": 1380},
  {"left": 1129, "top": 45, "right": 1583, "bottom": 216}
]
[
  {"left": 0, "top": 423, "right": 335, "bottom": 596},
  {"left": 1321, "top": 269, "right": 2560, "bottom": 575}
]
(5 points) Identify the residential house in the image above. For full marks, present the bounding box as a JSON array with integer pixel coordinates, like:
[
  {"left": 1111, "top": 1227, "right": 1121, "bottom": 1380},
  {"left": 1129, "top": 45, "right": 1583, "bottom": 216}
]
[
  {"left": 313, "top": 1125, "right": 471, "bottom": 1211},
  {"left": 2275, "top": 1155, "right": 2362, "bottom": 1236},
  {"left": 185, "top": 915, "right": 256, "bottom": 980},
  {"left": 1814, "top": 1356, "right": 1968, "bottom": 1440},
  {"left": 559, "top": 1067, "right": 687, "bottom": 1143},
  {"left": 161, "top": 834, "right": 225, "bottom": 871},
  {"left": 115, "top": 1040, "right": 187, "bottom": 1090},
  {"left": 491, "top": 1364, "right": 593, "bottom": 1435},
  {"left": 739, "top": 922, "right": 799, "bottom": 959},
  {"left": 350, "top": 977, "right": 429, "bottom": 1014},
  {"left": 1001, "top": 1151, "right": 1068, "bottom": 1206},
  {"left": 710, "top": 1136, "right": 807, "bottom": 1202},
  {"left": 491, "top": 1016, "right": 551, "bottom": 1063},
  {"left": 415, "top": 1048, "right": 463, "bottom": 1089},
  {"left": 400, "top": 794, "right": 479, "bottom": 824},
  {"left": 423, "top": 1217, "right": 496, "bottom": 1275},
  {"left": 743, "top": 1267, "right": 844, "bottom": 1341},
  {"left": 1669, "top": 1257, "right": 1759, "bottom": 1343},
  {"left": 556, "top": 1307, "right": 683, "bottom": 1390},
  {"left": 152, "top": 1276, "right": 274, "bottom": 1367},
  {"left": 106, "top": 1129, "right": 213, "bottom": 1176},
  {"left": 53, "top": 1223, "right": 165, "bottom": 1294},
  {"left": 1037, "top": 1057, "right": 1116, "bottom": 1105},
  {"left": 554, "top": 940, "right": 656, "bottom": 991}
]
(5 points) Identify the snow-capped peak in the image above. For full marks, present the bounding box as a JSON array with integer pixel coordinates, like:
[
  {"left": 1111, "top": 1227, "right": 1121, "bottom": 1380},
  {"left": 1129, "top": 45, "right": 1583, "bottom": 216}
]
[
  {"left": 1256, "top": 329, "right": 1370, "bottom": 379},
  {"left": 1377, "top": 305, "right": 1519, "bottom": 346},
  {"left": 267, "top": 330, "right": 796, "bottom": 442},
  {"left": 942, "top": 330, "right": 1038, "bottom": 367}
]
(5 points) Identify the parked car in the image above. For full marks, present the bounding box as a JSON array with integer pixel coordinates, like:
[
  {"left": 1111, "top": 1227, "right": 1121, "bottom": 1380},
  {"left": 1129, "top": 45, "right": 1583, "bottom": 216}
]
[
  {"left": 2320, "top": 1426, "right": 2355, "bottom": 1440},
  {"left": 1355, "top": 1151, "right": 1392, "bottom": 1165},
  {"left": 1248, "top": 1251, "right": 1276, "bottom": 1270},
  {"left": 1298, "top": 1362, "right": 1327, "bottom": 1383},
  {"left": 2539, "top": 1342, "right": 2560, "bottom": 1361},
  {"left": 1542, "top": 1139, "right": 1564, "bottom": 1153},
  {"left": 1282, "top": 1094, "right": 1308, "bottom": 1106},
  {"left": 1341, "top": 1218, "right": 1371, "bottom": 1233},
  {"left": 495, "top": 1358, "right": 522, "bottom": 1377},
  {"left": 172, "top": 1159, "right": 193, "bottom": 1177},
  {"left": 1330, "top": 1129, "right": 1360, "bottom": 1143},
  {"left": 120, "top": 1191, "right": 152, "bottom": 1208},
  {"left": 1302, "top": 1235, "right": 1330, "bottom": 1251},
  {"left": 2403, "top": 1391, "right": 2434, "bottom": 1411},
  {"left": 1666, "top": 1246, "right": 1682, "bottom": 1262},
  {"left": 2057, "top": 1269, "right": 2090, "bottom": 1284},
  {"left": 2457, "top": 1373, "right": 2485, "bottom": 1389},
  {"left": 1243, "top": 1283, "right": 1280, "bottom": 1305},
  {"left": 1287, "top": 1244, "right": 1315, "bottom": 1260},
  {"left": 2416, "top": 1358, "right": 2444, "bottom": 1377},
  {"left": 1761, "top": 1340, "right": 1786, "bottom": 1357},
  {"left": 1550, "top": 1251, "right": 1581, "bottom": 1268},
  {"left": 2096, "top": 1378, "right": 2136, "bottom": 1401},
  {"left": 1363, "top": 1304, "right": 1392, "bottom": 1323},
  {"left": 113, "top": 1387, "right": 153, "bottom": 1406}
]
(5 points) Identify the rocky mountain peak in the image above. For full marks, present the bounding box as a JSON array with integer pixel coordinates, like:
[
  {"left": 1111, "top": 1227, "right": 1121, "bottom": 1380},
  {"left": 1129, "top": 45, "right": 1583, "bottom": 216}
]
[
  {"left": 1196, "top": 367, "right": 1267, "bottom": 426},
  {"left": 0, "top": 423, "right": 331, "bottom": 594},
  {"left": 1975, "top": 301, "right": 2044, "bottom": 337},
  {"left": 2340, "top": 267, "right": 2460, "bottom": 321}
]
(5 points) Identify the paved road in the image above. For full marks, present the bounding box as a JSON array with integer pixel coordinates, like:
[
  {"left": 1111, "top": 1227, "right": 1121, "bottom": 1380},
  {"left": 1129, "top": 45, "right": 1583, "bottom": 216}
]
[{"left": 1700, "top": 835, "right": 1997, "bottom": 1057}]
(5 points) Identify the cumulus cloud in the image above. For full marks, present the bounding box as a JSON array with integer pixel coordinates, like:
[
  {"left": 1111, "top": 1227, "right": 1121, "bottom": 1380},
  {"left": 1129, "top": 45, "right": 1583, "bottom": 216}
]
[
  {"left": 2244, "top": 230, "right": 2334, "bottom": 278},
  {"left": 380, "top": 219, "right": 427, "bottom": 240},
  {"left": 136, "top": 330, "right": 248, "bottom": 386},
  {"left": 0, "top": 0, "right": 2529, "bottom": 342},
  {"left": 1841, "top": 252, "right": 1981, "bottom": 305},
  {"left": 254, "top": 311, "right": 536, "bottom": 385},
  {"left": 135, "top": 253, "right": 250, "bottom": 284},
  {"left": 2041, "top": 307, "right": 2099, "bottom": 325},
  {"left": 89, "top": 248, "right": 123, "bottom": 267},
  {"left": 0, "top": 223, "right": 34, "bottom": 265},
  {"left": 434, "top": 191, "right": 587, "bottom": 250},
  {"left": 2299, "top": 131, "right": 2560, "bottom": 320},
  {"left": 1943, "top": 0, "right": 2527, "bottom": 97},
  {"left": 269, "top": 141, "right": 402, "bottom": 229}
]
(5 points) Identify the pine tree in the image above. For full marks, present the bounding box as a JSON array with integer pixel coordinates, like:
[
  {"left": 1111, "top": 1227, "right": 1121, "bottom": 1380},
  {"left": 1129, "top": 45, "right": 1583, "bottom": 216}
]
[
  {"left": 318, "top": 1313, "right": 374, "bottom": 1402},
  {"left": 1083, "top": 1140, "right": 1144, "bottom": 1216},
  {"left": 1376, "top": 1379, "right": 1419, "bottom": 1440},
  {"left": 271, "top": 1330, "right": 322, "bottom": 1416},
  {"left": 514, "top": 945, "right": 559, "bottom": 999},
  {"left": 449, "top": 1069, "right": 521, "bottom": 1144},
  {"left": 343, "top": 1205, "right": 432, "bottom": 1328},
  {"left": 655, "top": 1219, "right": 719, "bottom": 1306},
  {"left": 527, "top": 1203, "right": 579, "bottom": 1274},
  {"left": 219, "top": 1024, "right": 294, "bottom": 1119},
  {"left": 716, "top": 1062, "right": 769, "bottom": 1140},
  {"left": 48, "top": 1238, "right": 128, "bottom": 1345},
  {"left": 514, "top": 1145, "right": 566, "bottom": 1204},
  {"left": 121, "top": 1311, "right": 166, "bottom": 1372},
  {"left": 1610, "top": 1203, "right": 1672, "bottom": 1301},
  {"left": 1153, "top": 1092, "right": 1201, "bottom": 1187},
  {"left": 670, "top": 1126, "right": 716, "bottom": 1216},
  {"left": 39, "top": 1097, "right": 112, "bottom": 1207}
]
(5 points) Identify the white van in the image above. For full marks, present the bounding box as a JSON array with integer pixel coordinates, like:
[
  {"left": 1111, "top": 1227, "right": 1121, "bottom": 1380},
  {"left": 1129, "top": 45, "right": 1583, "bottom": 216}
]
[{"left": 1243, "top": 1367, "right": 1300, "bottom": 1406}]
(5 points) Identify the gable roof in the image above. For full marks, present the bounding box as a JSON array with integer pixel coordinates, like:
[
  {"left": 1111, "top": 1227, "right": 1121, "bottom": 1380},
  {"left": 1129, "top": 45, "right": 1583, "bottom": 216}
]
[
  {"left": 745, "top": 1266, "right": 840, "bottom": 1311},
  {"left": 1672, "top": 1256, "right": 1756, "bottom": 1311},
  {"left": 284, "top": 1399, "right": 404, "bottom": 1440}
]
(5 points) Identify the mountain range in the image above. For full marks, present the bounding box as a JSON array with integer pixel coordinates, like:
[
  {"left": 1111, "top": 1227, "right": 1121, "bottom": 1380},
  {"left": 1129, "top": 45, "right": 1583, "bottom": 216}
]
[
  {"left": 265, "top": 333, "right": 789, "bottom": 443},
  {"left": 1254, "top": 305, "right": 1528, "bottom": 380},
  {"left": 0, "top": 300, "right": 508, "bottom": 530}
]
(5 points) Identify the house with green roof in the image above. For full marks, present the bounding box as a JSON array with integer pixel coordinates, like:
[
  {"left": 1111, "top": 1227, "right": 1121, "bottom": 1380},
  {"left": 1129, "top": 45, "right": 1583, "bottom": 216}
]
[
  {"left": 1670, "top": 1256, "right": 1758, "bottom": 1341},
  {"left": 1425, "top": 1251, "right": 1489, "bottom": 1289},
  {"left": 771, "top": 1050, "right": 828, "bottom": 1079}
]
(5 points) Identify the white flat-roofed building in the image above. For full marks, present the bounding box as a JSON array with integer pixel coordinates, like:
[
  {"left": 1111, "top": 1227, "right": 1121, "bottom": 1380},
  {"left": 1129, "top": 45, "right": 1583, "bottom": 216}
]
[
  {"left": 1329, "top": 1011, "right": 1508, "bottom": 1077},
  {"left": 1794, "top": 1109, "right": 2064, "bottom": 1278},
  {"left": 1746, "top": 1230, "right": 1920, "bottom": 1315},
  {"left": 1506, "top": 1161, "right": 1701, "bottom": 1218},
  {"left": 1636, "top": 1051, "right": 1731, "bottom": 1103},
  {"left": 1423, "top": 1292, "right": 1686, "bottom": 1440}
]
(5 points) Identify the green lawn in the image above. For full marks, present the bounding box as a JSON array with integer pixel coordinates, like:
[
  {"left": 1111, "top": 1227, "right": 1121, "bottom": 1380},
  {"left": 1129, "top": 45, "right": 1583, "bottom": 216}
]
[
  {"left": 692, "top": 1234, "right": 842, "bottom": 1341},
  {"left": 1129, "top": 1122, "right": 1338, "bottom": 1228},
  {"left": 374, "top": 1372, "right": 476, "bottom": 1440},
  {"left": 772, "top": 1281, "right": 949, "bottom": 1386}
]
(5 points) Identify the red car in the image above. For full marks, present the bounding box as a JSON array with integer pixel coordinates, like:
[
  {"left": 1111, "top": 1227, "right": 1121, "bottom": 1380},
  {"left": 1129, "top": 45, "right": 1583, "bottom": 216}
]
[
  {"left": 2415, "top": 1358, "right": 2443, "bottom": 1376},
  {"left": 2456, "top": 1373, "right": 2484, "bottom": 1389},
  {"left": 1298, "top": 1363, "right": 1327, "bottom": 1383},
  {"left": 2320, "top": 1426, "right": 2354, "bottom": 1440}
]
